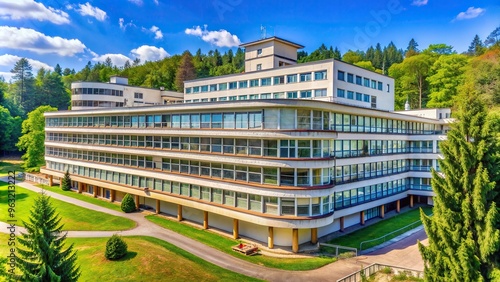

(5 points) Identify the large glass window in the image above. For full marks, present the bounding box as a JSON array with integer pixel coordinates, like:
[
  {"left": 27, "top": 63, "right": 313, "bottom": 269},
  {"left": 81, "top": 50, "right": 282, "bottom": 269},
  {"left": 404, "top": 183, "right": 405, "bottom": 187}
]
[
  {"left": 287, "top": 74, "right": 297, "bottom": 83},
  {"left": 300, "top": 72, "right": 311, "bottom": 82}
]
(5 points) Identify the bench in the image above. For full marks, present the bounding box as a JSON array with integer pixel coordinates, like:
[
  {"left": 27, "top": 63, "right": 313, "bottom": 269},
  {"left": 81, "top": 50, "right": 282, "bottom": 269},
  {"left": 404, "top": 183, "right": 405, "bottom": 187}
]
[{"left": 232, "top": 244, "right": 259, "bottom": 256}]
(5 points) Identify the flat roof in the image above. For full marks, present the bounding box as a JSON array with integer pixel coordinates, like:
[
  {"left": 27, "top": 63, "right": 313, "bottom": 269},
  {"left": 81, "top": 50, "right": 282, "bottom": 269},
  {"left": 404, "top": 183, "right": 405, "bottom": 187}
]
[{"left": 240, "top": 36, "right": 304, "bottom": 49}]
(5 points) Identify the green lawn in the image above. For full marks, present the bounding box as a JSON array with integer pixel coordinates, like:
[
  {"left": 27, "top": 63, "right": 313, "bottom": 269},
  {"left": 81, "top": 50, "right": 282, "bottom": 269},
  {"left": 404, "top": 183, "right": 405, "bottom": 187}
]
[
  {"left": 37, "top": 184, "right": 124, "bottom": 212},
  {"left": 145, "top": 215, "right": 336, "bottom": 271},
  {"left": 0, "top": 182, "right": 135, "bottom": 231},
  {"left": 0, "top": 161, "right": 23, "bottom": 177},
  {"left": 327, "top": 206, "right": 433, "bottom": 250},
  {"left": 0, "top": 234, "right": 260, "bottom": 282}
]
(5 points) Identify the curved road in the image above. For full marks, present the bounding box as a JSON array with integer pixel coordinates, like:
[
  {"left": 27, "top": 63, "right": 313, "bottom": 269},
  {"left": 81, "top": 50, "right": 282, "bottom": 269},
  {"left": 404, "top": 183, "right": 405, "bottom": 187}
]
[{"left": 1, "top": 178, "right": 426, "bottom": 281}]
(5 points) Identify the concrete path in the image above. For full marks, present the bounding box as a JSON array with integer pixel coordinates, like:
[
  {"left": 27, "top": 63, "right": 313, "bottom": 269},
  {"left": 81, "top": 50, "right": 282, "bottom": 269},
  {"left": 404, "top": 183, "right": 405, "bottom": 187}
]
[{"left": 1, "top": 178, "right": 426, "bottom": 281}]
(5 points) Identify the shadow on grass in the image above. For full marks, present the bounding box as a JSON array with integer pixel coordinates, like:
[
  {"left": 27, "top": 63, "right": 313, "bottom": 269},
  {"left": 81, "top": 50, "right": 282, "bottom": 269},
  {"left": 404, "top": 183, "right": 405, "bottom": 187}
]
[
  {"left": 115, "top": 251, "right": 138, "bottom": 261},
  {"left": 0, "top": 189, "right": 30, "bottom": 201}
]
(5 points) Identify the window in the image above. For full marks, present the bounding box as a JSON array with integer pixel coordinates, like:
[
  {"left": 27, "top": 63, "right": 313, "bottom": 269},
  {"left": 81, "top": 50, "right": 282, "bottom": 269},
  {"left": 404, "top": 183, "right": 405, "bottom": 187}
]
[
  {"left": 314, "top": 89, "right": 327, "bottom": 97},
  {"left": 347, "top": 91, "right": 354, "bottom": 99},
  {"left": 229, "top": 96, "right": 237, "bottom": 101},
  {"left": 356, "top": 76, "right": 362, "bottom": 85},
  {"left": 238, "top": 95, "right": 247, "bottom": 100},
  {"left": 300, "top": 90, "right": 312, "bottom": 98},
  {"left": 371, "top": 96, "right": 377, "bottom": 108},
  {"left": 219, "top": 83, "right": 227, "bottom": 91},
  {"left": 314, "top": 70, "right": 327, "bottom": 80},
  {"left": 337, "top": 71, "right": 345, "bottom": 81},
  {"left": 228, "top": 82, "right": 237, "bottom": 89},
  {"left": 238, "top": 81, "right": 248, "bottom": 88},
  {"left": 356, "top": 92, "right": 363, "bottom": 101},
  {"left": 300, "top": 72, "right": 312, "bottom": 82},
  {"left": 337, "top": 89, "right": 345, "bottom": 98},
  {"left": 287, "top": 74, "right": 297, "bottom": 83},
  {"left": 250, "top": 79, "right": 259, "bottom": 87},
  {"left": 201, "top": 85, "right": 208, "bottom": 92},
  {"left": 257, "top": 48, "right": 262, "bottom": 55},
  {"left": 273, "top": 76, "right": 284, "bottom": 85},
  {"left": 363, "top": 78, "right": 370, "bottom": 87},
  {"left": 209, "top": 84, "right": 217, "bottom": 91},
  {"left": 256, "top": 64, "right": 262, "bottom": 71},
  {"left": 261, "top": 77, "right": 271, "bottom": 86},
  {"left": 134, "top": 92, "right": 143, "bottom": 99},
  {"left": 371, "top": 80, "right": 377, "bottom": 89},
  {"left": 249, "top": 94, "right": 259, "bottom": 99},
  {"left": 185, "top": 88, "right": 191, "bottom": 94},
  {"left": 378, "top": 81, "right": 383, "bottom": 90},
  {"left": 260, "top": 93, "right": 271, "bottom": 99},
  {"left": 347, "top": 73, "right": 354, "bottom": 83},
  {"left": 387, "top": 84, "right": 390, "bottom": 92},
  {"left": 364, "top": 94, "right": 370, "bottom": 102},
  {"left": 192, "top": 86, "right": 200, "bottom": 93},
  {"left": 287, "top": 91, "right": 298, "bottom": 99}
]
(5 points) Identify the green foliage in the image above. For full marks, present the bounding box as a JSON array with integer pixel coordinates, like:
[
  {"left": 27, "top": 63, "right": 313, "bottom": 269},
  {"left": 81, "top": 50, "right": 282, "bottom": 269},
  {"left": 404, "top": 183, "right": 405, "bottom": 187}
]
[
  {"left": 465, "top": 46, "right": 500, "bottom": 106},
  {"left": 0, "top": 105, "right": 21, "bottom": 153},
  {"left": 105, "top": 235, "right": 128, "bottom": 260},
  {"left": 62, "top": 170, "right": 71, "bottom": 191},
  {"left": 16, "top": 105, "right": 57, "bottom": 171},
  {"left": 468, "top": 34, "right": 486, "bottom": 56},
  {"left": 121, "top": 193, "right": 136, "bottom": 213},
  {"left": 419, "top": 87, "right": 500, "bottom": 281},
  {"left": 16, "top": 192, "right": 80, "bottom": 281},
  {"left": 354, "top": 61, "right": 376, "bottom": 71},
  {"left": 175, "top": 51, "right": 197, "bottom": 92},
  {"left": 298, "top": 44, "right": 341, "bottom": 63},
  {"left": 10, "top": 58, "right": 36, "bottom": 113},
  {"left": 342, "top": 50, "right": 364, "bottom": 64}
]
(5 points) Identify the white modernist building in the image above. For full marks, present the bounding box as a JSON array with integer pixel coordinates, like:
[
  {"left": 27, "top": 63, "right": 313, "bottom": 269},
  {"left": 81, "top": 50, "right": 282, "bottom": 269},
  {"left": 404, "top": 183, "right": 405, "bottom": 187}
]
[{"left": 42, "top": 37, "right": 448, "bottom": 252}]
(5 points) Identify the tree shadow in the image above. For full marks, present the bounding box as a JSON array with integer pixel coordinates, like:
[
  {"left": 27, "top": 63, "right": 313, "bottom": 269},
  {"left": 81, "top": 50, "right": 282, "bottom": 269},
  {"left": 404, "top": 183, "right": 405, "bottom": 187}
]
[
  {"left": 0, "top": 189, "right": 29, "bottom": 201},
  {"left": 115, "top": 251, "right": 137, "bottom": 261}
]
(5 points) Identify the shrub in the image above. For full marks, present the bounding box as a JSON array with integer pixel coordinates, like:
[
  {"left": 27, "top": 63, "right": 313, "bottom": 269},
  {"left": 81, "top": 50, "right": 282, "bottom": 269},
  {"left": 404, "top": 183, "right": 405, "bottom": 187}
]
[
  {"left": 121, "top": 193, "right": 136, "bottom": 213},
  {"left": 105, "top": 235, "right": 128, "bottom": 260},
  {"left": 61, "top": 170, "right": 72, "bottom": 191}
]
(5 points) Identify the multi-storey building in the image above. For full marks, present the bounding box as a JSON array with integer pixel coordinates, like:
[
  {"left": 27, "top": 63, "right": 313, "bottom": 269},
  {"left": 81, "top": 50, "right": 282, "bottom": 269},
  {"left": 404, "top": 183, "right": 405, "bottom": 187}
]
[{"left": 41, "top": 37, "right": 449, "bottom": 252}]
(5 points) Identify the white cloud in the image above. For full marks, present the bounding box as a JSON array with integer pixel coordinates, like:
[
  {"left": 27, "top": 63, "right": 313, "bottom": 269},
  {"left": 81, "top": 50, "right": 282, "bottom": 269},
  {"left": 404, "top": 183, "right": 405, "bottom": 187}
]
[
  {"left": 185, "top": 25, "right": 241, "bottom": 47},
  {"left": 455, "top": 7, "right": 485, "bottom": 21},
  {"left": 128, "top": 0, "right": 143, "bottom": 6},
  {"left": 150, "top": 25, "right": 163, "bottom": 39},
  {"left": 0, "top": 26, "right": 86, "bottom": 56},
  {"left": 72, "top": 2, "right": 107, "bottom": 22},
  {"left": 92, "top": 54, "right": 132, "bottom": 67},
  {"left": 119, "top": 18, "right": 136, "bottom": 30},
  {"left": 0, "top": 0, "right": 70, "bottom": 25},
  {"left": 130, "top": 45, "right": 169, "bottom": 62},
  {"left": 0, "top": 54, "right": 53, "bottom": 72},
  {"left": 411, "top": 0, "right": 428, "bottom": 6}
]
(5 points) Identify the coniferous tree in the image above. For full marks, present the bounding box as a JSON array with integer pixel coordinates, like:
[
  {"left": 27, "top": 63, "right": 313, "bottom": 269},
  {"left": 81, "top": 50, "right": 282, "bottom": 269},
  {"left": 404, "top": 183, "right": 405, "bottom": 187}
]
[
  {"left": 121, "top": 193, "right": 137, "bottom": 213},
  {"left": 105, "top": 235, "right": 128, "bottom": 260},
  {"left": 175, "top": 51, "right": 196, "bottom": 92},
  {"left": 419, "top": 86, "right": 500, "bottom": 281},
  {"left": 467, "top": 35, "right": 485, "bottom": 56},
  {"left": 406, "top": 38, "right": 419, "bottom": 57},
  {"left": 16, "top": 192, "right": 80, "bottom": 281},
  {"left": 62, "top": 170, "right": 71, "bottom": 191},
  {"left": 10, "top": 58, "right": 36, "bottom": 112}
]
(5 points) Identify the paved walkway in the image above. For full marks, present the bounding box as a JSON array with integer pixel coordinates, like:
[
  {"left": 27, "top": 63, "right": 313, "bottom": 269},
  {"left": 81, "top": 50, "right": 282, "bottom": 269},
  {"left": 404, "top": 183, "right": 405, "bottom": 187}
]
[{"left": 1, "top": 178, "right": 426, "bottom": 281}]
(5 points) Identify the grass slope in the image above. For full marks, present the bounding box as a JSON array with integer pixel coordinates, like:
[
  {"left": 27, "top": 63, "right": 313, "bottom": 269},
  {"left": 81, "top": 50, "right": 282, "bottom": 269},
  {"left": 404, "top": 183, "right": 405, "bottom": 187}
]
[
  {"left": 0, "top": 182, "right": 135, "bottom": 231},
  {"left": 146, "top": 215, "right": 336, "bottom": 271}
]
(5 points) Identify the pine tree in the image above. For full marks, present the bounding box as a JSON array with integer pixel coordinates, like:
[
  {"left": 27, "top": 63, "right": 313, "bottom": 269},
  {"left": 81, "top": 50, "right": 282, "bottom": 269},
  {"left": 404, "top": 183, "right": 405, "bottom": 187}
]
[
  {"left": 105, "top": 235, "right": 128, "bottom": 260},
  {"left": 406, "top": 38, "right": 419, "bottom": 57},
  {"left": 175, "top": 51, "right": 196, "bottom": 92},
  {"left": 121, "top": 193, "right": 137, "bottom": 213},
  {"left": 16, "top": 192, "right": 80, "bottom": 281},
  {"left": 419, "top": 86, "right": 500, "bottom": 281},
  {"left": 62, "top": 170, "right": 71, "bottom": 191},
  {"left": 10, "top": 58, "right": 36, "bottom": 112},
  {"left": 467, "top": 35, "right": 485, "bottom": 56}
]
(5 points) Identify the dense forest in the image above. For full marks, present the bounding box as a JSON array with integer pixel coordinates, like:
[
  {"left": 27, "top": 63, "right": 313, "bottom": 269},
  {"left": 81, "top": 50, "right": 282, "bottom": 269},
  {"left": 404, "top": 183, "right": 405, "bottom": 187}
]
[{"left": 1, "top": 26, "right": 499, "bottom": 160}]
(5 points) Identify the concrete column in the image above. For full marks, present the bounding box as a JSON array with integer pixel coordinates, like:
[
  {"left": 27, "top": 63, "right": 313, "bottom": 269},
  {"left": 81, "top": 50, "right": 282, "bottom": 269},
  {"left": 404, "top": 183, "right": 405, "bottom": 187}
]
[
  {"left": 410, "top": 195, "right": 414, "bottom": 208},
  {"left": 233, "top": 219, "right": 239, "bottom": 239},
  {"left": 292, "top": 228, "right": 299, "bottom": 253},
  {"left": 59, "top": 179, "right": 62, "bottom": 188},
  {"left": 93, "top": 186, "right": 98, "bottom": 198},
  {"left": 77, "top": 182, "right": 83, "bottom": 193},
  {"left": 177, "top": 204, "right": 183, "bottom": 221},
  {"left": 48, "top": 175, "right": 53, "bottom": 186},
  {"left": 360, "top": 211, "right": 365, "bottom": 225},
  {"left": 268, "top": 227, "right": 274, "bottom": 249},
  {"left": 311, "top": 228, "right": 318, "bottom": 244},
  {"left": 380, "top": 205, "right": 385, "bottom": 218},
  {"left": 110, "top": 190, "right": 116, "bottom": 202},
  {"left": 135, "top": 195, "right": 140, "bottom": 210},
  {"left": 156, "top": 200, "right": 160, "bottom": 214},
  {"left": 340, "top": 216, "right": 345, "bottom": 232},
  {"left": 203, "top": 211, "right": 208, "bottom": 229},
  {"left": 397, "top": 199, "right": 401, "bottom": 213}
]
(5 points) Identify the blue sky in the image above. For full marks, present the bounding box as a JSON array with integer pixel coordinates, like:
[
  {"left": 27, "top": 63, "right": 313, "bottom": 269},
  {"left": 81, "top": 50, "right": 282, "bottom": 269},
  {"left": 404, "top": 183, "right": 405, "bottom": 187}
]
[{"left": 0, "top": 0, "right": 498, "bottom": 81}]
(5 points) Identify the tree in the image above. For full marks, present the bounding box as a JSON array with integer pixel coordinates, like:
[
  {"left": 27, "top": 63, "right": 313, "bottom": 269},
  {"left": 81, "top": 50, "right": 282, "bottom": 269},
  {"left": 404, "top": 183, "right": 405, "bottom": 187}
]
[
  {"left": 175, "top": 51, "right": 196, "bottom": 92},
  {"left": 62, "top": 170, "right": 71, "bottom": 191},
  {"left": 424, "top": 44, "right": 455, "bottom": 55},
  {"left": 105, "top": 235, "right": 128, "bottom": 260},
  {"left": 467, "top": 35, "right": 485, "bottom": 56},
  {"left": 16, "top": 105, "right": 57, "bottom": 172},
  {"left": 54, "top": 64, "right": 62, "bottom": 76},
  {"left": 36, "top": 69, "right": 70, "bottom": 110},
  {"left": 465, "top": 47, "right": 500, "bottom": 106},
  {"left": 121, "top": 193, "right": 136, "bottom": 213},
  {"left": 16, "top": 192, "right": 80, "bottom": 281},
  {"left": 10, "top": 58, "right": 36, "bottom": 112},
  {"left": 485, "top": 26, "right": 500, "bottom": 47},
  {"left": 419, "top": 87, "right": 500, "bottom": 281},
  {"left": 354, "top": 61, "right": 376, "bottom": 71},
  {"left": 405, "top": 38, "right": 419, "bottom": 57},
  {"left": 342, "top": 50, "right": 364, "bottom": 63},
  {"left": 426, "top": 54, "right": 469, "bottom": 108}
]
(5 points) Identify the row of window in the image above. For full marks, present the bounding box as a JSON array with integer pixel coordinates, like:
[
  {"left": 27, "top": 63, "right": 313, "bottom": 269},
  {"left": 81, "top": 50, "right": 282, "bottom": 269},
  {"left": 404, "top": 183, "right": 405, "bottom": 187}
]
[
  {"left": 337, "top": 89, "right": 372, "bottom": 103},
  {"left": 46, "top": 147, "right": 331, "bottom": 186},
  {"left": 185, "top": 70, "right": 327, "bottom": 94},
  {"left": 333, "top": 159, "right": 433, "bottom": 185},
  {"left": 184, "top": 88, "right": 328, "bottom": 103},
  {"left": 47, "top": 161, "right": 332, "bottom": 216},
  {"left": 337, "top": 70, "right": 387, "bottom": 92},
  {"left": 46, "top": 109, "right": 439, "bottom": 134},
  {"left": 47, "top": 133, "right": 437, "bottom": 159},
  {"left": 72, "top": 88, "right": 124, "bottom": 96},
  {"left": 72, "top": 101, "right": 125, "bottom": 108},
  {"left": 334, "top": 179, "right": 407, "bottom": 210}
]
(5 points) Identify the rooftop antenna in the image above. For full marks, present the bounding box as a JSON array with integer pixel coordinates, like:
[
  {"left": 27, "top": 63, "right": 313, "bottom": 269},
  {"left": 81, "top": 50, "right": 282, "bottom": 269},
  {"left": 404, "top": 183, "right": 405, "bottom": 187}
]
[{"left": 260, "top": 25, "right": 266, "bottom": 39}]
